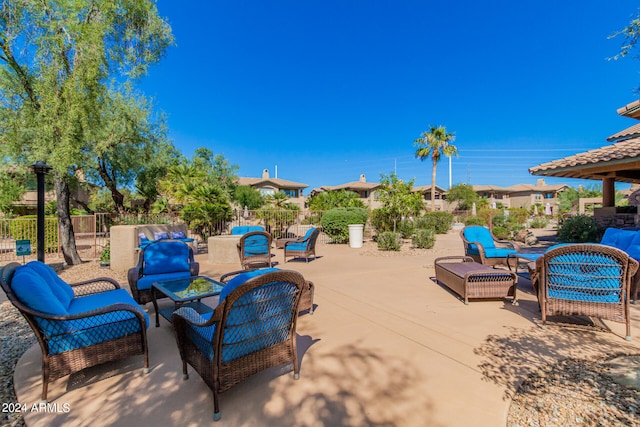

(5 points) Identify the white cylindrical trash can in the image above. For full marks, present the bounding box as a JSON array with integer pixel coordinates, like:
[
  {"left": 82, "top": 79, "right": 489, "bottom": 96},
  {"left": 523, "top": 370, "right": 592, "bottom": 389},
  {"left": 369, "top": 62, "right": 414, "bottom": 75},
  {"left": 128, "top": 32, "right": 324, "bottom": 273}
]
[{"left": 348, "top": 224, "right": 364, "bottom": 248}]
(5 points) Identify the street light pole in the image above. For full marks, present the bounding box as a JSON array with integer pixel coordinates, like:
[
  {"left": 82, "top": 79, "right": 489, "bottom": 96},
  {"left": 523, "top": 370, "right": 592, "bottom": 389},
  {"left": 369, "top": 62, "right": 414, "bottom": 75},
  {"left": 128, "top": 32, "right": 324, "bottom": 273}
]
[{"left": 32, "top": 161, "right": 52, "bottom": 262}]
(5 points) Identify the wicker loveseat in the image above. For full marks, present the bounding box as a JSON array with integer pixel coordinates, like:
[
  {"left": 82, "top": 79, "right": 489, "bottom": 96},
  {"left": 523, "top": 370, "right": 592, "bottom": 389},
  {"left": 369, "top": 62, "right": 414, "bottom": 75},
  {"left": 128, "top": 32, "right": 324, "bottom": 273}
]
[
  {"left": 172, "top": 269, "right": 307, "bottom": 421},
  {"left": 0, "top": 261, "right": 150, "bottom": 401},
  {"left": 536, "top": 244, "right": 638, "bottom": 340}
]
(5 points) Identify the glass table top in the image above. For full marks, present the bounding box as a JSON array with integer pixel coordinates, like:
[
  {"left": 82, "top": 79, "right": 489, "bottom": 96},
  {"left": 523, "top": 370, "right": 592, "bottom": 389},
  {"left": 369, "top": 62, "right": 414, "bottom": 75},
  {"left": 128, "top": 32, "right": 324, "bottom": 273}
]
[{"left": 153, "top": 276, "right": 224, "bottom": 302}]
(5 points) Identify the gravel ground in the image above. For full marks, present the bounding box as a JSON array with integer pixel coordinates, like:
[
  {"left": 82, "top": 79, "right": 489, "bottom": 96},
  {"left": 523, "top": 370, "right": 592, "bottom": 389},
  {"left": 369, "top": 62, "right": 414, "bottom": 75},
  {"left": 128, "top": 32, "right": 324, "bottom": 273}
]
[{"left": 1, "top": 260, "right": 639, "bottom": 427}]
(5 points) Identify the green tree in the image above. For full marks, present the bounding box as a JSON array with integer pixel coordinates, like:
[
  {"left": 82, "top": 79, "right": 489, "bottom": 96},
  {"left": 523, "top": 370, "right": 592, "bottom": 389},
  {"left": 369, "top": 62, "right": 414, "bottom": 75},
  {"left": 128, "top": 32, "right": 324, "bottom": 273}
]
[
  {"left": 376, "top": 173, "right": 423, "bottom": 232},
  {"left": 307, "top": 189, "right": 366, "bottom": 211},
  {"left": 192, "top": 147, "right": 239, "bottom": 197},
  {"left": 180, "top": 185, "right": 233, "bottom": 239},
  {"left": 0, "top": 169, "right": 26, "bottom": 214},
  {"left": 446, "top": 183, "right": 478, "bottom": 210},
  {"left": 0, "top": 0, "right": 174, "bottom": 264},
  {"left": 413, "top": 125, "right": 457, "bottom": 211},
  {"left": 233, "top": 185, "right": 265, "bottom": 210}
]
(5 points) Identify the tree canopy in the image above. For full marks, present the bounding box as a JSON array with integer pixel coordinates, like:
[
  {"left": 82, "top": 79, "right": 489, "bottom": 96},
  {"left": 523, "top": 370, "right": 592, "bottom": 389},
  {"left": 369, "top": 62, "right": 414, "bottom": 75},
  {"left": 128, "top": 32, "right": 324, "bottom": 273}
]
[
  {"left": 0, "top": 0, "right": 174, "bottom": 264},
  {"left": 413, "top": 125, "right": 457, "bottom": 211}
]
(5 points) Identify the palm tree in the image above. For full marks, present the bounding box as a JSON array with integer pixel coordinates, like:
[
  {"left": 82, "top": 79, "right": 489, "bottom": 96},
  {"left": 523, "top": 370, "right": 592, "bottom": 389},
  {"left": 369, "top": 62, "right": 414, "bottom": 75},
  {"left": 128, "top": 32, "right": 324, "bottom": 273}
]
[{"left": 413, "top": 125, "right": 458, "bottom": 211}]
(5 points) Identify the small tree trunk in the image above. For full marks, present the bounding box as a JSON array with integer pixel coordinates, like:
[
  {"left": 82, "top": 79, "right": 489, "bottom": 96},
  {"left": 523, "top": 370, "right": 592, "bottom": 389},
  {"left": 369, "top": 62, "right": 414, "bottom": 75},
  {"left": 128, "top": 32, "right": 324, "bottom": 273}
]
[
  {"left": 431, "top": 158, "right": 438, "bottom": 212},
  {"left": 55, "top": 177, "right": 83, "bottom": 265}
]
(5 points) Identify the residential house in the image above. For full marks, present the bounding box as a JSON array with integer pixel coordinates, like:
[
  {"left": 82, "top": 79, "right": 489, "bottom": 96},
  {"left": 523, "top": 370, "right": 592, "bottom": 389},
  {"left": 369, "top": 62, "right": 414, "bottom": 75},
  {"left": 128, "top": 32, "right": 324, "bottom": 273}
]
[
  {"left": 413, "top": 185, "right": 452, "bottom": 211},
  {"left": 238, "top": 169, "right": 308, "bottom": 209},
  {"left": 473, "top": 179, "right": 568, "bottom": 213},
  {"left": 310, "top": 174, "right": 382, "bottom": 209}
]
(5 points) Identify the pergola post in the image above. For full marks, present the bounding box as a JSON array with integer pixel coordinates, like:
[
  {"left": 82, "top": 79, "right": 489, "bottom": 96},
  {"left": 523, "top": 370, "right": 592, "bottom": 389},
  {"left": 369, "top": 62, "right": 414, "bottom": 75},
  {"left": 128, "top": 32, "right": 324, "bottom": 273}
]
[{"left": 602, "top": 177, "right": 615, "bottom": 207}]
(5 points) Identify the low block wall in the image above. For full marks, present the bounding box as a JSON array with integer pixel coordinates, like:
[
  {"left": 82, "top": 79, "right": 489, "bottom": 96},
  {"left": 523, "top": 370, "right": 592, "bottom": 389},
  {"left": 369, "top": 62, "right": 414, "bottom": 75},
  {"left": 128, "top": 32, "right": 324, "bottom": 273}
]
[{"left": 110, "top": 224, "right": 196, "bottom": 273}]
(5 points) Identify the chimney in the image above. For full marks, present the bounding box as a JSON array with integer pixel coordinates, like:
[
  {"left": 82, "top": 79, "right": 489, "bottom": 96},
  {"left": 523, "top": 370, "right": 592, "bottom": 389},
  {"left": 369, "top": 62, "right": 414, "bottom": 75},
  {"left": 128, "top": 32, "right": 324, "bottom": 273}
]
[
  {"left": 359, "top": 174, "right": 366, "bottom": 183},
  {"left": 262, "top": 169, "right": 269, "bottom": 179},
  {"left": 536, "top": 178, "right": 545, "bottom": 187}
]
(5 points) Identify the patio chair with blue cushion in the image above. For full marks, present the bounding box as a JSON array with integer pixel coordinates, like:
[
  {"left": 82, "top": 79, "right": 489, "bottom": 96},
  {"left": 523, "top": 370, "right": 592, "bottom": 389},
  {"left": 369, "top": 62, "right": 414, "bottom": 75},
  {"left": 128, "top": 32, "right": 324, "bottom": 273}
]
[
  {"left": 171, "top": 269, "right": 307, "bottom": 421},
  {"left": 460, "top": 226, "right": 520, "bottom": 267},
  {"left": 236, "top": 230, "right": 273, "bottom": 270},
  {"left": 128, "top": 240, "right": 199, "bottom": 305},
  {"left": 536, "top": 244, "right": 638, "bottom": 340},
  {"left": 0, "top": 261, "right": 149, "bottom": 401},
  {"left": 284, "top": 227, "right": 320, "bottom": 263}
]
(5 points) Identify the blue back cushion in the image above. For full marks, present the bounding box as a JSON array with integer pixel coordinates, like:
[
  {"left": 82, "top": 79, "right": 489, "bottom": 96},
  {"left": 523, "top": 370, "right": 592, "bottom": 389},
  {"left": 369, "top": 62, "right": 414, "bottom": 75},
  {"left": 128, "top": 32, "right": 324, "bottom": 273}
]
[
  {"left": 171, "top": 231, "right": 186, "bottom": 239},
  {"left": 600, "top": 228, "right": 636, "bottom": 251},
  {"left": 220, "top": 268, "right": 279, "bottom": 301},
  {"left": 231, "top": 225, "right": 265, "bottom": 235},
  {"left": 463, "top": 226, "right": 495, "bottom": 252},
  {"left": 624, "top": 232, "right": 640, "bottom": 262},
  {"left": 243, "top": 234, "right": 270, "bottom": 256},
  {"left": 143, "top": 241, "right": 191, "bottom": 275},
  {"left": 153, "top": 231, "right": 169, "bottom": 240},
  {"left": 302, "top": 228, "right": 315, "bottom": 240},
  {"left": 24, "top": 261, "right": 74, "bottom": 309},
  {"left": 11, "top": 267, "right": 68, "bottom": 315}
]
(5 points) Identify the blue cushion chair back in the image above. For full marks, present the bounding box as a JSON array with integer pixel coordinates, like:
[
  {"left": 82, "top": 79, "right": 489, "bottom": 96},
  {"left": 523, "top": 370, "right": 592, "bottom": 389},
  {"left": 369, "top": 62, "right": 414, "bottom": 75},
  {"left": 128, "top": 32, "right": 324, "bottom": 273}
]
[
  {"left": 143, "top": 240, "right": 192, "bottom": 275},
  {"left": 463, "top": 226, "right": 496, "bottom": 251}
]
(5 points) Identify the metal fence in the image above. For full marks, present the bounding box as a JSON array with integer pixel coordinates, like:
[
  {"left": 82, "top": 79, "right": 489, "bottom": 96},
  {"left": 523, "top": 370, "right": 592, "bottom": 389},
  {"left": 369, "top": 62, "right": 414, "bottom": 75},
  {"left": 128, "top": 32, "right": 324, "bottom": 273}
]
[
  {"left": 0, "top": 210, "right": 330, "bottom": 263},
  {"left": 0, "top": 214, "right": 109, "bottom": 263}
]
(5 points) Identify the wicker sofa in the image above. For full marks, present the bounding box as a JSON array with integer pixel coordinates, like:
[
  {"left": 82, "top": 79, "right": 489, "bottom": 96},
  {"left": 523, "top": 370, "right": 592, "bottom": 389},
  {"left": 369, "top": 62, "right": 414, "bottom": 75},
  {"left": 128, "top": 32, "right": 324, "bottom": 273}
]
[{"left": 0, "top": 261, "right": 149, "bottom": 401}]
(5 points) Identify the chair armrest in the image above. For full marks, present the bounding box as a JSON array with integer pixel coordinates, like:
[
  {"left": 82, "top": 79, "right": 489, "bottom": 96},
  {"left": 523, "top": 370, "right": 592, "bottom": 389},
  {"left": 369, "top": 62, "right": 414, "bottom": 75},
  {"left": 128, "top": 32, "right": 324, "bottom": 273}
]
[
  {"left": 70, "top": 277, "right": 121, "bottom": 297},
  {"left": 629, "top": 257, "right": 639, "bottom": 277},
  {"left": 219, "top": 269, "right": 251, "bottom": 284},
  {"left": 127, "top": 267, "right": 142, "bottom": 288},
  {"left": 495, "top": 240, "right": 522, "bottom": 251},
  {"left": 171, "top": 306, "right": 218, "bottom": 327},
  {"left": 16, "top": 301, "right": 147, "bottom": 324},
  {"left": 190, "top": 262, "right": 200, "bottom": 276}
]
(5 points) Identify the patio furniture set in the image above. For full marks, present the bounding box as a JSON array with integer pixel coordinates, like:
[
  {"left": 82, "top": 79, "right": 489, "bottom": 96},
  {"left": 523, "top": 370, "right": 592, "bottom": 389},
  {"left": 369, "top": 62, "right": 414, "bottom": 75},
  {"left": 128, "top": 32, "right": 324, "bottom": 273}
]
[
  {"left": 441, "top": 225, "right": 639, "bottom": 341},
  {"left": 0, "top": 236, "right": 317, "bottom": 421}
]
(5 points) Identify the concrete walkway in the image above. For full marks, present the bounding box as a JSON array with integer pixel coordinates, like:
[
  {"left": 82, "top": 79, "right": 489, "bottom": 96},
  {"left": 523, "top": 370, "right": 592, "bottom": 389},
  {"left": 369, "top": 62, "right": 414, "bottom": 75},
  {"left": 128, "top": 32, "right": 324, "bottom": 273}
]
[{"left": 14, "top": 230, "right": 640, "bottom": 426}]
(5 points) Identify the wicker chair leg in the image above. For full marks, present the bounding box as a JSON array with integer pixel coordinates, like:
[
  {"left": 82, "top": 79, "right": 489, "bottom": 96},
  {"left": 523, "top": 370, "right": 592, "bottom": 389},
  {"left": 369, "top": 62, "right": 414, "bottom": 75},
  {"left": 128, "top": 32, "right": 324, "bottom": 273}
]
[
  {"left": 41, "top": 360, "right": 49, "bottom": 401},
  {"left": 213, "top": 391, "right": 221, "bottom": 421}
]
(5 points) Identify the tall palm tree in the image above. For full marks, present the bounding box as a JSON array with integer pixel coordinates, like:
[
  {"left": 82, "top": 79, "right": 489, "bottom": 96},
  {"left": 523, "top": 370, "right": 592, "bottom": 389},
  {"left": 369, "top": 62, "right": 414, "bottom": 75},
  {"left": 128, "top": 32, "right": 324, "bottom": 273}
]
[{"left": 414, "top": 125, "right": 457, "bottom": 211}]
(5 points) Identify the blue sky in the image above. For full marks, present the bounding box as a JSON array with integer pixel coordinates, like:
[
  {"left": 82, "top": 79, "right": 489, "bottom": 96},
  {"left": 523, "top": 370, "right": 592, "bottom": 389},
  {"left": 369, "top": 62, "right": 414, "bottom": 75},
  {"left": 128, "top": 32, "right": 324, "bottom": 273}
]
[{"left": 139, "top": 1, "right": 640, "bottom": 193}]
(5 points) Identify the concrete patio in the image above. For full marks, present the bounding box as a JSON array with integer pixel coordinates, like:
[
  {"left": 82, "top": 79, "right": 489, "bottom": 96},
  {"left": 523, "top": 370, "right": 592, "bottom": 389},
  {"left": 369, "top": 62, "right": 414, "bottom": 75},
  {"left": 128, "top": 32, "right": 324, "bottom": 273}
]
[{"left": 12, "top": 230, "right": 640, "bottom": 426}]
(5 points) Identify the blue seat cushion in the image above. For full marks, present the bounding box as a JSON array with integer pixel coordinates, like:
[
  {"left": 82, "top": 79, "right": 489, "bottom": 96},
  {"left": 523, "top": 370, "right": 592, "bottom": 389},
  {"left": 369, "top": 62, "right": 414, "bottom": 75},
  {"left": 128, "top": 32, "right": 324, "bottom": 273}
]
[
  {"left": 24, "top": 261, "right": 75, "bottom": 309},
  {"left": 38, "top": 289, "right": 149, "bottom": 354},
  {"left": 231, "top": 225, "right": 264, "bottom": 235},
  {"left": 136, "top": 271, "right": 193, "bottom": 291},
  {"left": 483, "top": 248, "right": 517, "bottom": 258},
  {"left": 11, "top": 267, "right": 68, "bottom": 315},
  {"left": 142, "top": 242, "right": 191, "bottom": 275},
  {"left": 286, "top": 242, "right": 308, "bottom": 251}
]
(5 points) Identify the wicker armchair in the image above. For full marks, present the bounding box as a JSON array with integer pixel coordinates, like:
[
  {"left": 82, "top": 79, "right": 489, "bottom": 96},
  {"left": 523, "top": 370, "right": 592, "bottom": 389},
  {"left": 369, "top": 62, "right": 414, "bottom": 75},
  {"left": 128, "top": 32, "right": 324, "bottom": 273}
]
[
  {"left": 0, "top": 261, "right": 149, "bottom": 401},
  {"left": 284, "top": 227, "right": 320, "bottom": 263},
  {"left": 172, "top": 270, "right": 307, "bottom": 421},
  {"left": 236, "top": 230, "right": 273, "bottom": 270},
  {"left": 128, "top": 239, "right": 199, "bottom": 305},
  {"left": 460, "top": 226, "right": 520, "bottom": 267},
  {"left": 536, "top": 244, "right": 639, "bottom": 340}
]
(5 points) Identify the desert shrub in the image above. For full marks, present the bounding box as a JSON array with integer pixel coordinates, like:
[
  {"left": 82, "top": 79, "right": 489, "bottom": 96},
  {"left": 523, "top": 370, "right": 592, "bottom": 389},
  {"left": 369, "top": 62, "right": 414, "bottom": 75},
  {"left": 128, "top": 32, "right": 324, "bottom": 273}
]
[
  {"left": 492, "top": 214, "right": 507, "bottom": 228},
  {"left": 321, "top": 207, "right": 369, "bottom": 244},
  {"left": 398, "top": 219, "right": 415, "bottom": 239},
  {"left": 415, "top": 212, "right": 453, "bottom": 234},
  {"left": 529, "top": 218, "right": 548, "bottom": 229},
  {"left": 505, "top": 208, "right": 528, "bottom": 226},
  {"left": 377, "top": 231, "right": 402, "bottom": 251},
  {"left": 556, "top": 214, "right": 598, "bottom": 243},
  {"left": 412, "top": 228, "right": 435, "bottom": 249},
  {"left": 464, "top": 216, "right": 485, "bottom": 226},
  {"left": 492, "top": 226, "right": 511, "bottom": 240},
  {"left": 370, "top": 208, "right": 395, "bottom": 233}
]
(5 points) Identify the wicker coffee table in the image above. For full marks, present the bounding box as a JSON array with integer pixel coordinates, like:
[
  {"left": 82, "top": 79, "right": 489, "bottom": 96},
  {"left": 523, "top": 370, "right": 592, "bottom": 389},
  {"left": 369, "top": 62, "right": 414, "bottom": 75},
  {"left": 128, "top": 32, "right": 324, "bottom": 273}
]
[
  {"left": 434, "top": 256, "right": 517, "bottom": 305},
  {"left": 151, "top": 276, "right": 224, "bottom": 327}
]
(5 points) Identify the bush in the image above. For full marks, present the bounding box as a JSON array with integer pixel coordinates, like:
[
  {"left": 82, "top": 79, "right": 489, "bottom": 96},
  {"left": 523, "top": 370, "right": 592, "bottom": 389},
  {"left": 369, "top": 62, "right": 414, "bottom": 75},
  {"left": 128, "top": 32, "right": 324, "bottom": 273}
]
[
  {"left": 415, "top": 212, "right": 453, "bottom": 234},
  {"left": 492, "top": 226, "right": 511, "bottom": 240},
  {"left": 377, "top": 231, "right": 402, "bottom": 251},
  {"left": 9, "top": 216, "right": 59, "bottom": 253},
  {"left": 370, "top": 208, "right": 395, "bottom": 234},
  {"left": 398, "top": 219, "right": 415, "bottom": 239},
  {"left": 412, "top": 228, "right": 435, "bottom": 249},
  {"left": 464, "top": 216, "right": 485, "bottom": 226},
  {"left": 321, "top": 207, "right": 369, "bottom": 244},
  {"left": 505, "top": 208, "right": 528, "bottom": 226},
  {"left": 529, "top": 218, "right": 548, "bottom": 229},
  {"left": 557, "top": 214, "right": 598, "bottom": 243}
]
